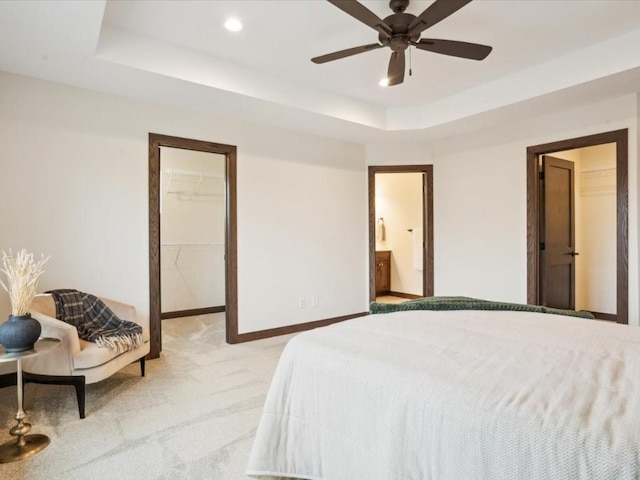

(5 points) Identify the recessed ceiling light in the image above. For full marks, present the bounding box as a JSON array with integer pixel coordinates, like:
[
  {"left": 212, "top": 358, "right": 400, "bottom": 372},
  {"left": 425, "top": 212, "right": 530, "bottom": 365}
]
[
  {"left": 379, "top": 78, "right": 389, "bottom": 87},
  {"left": 224, "top": 18, "right": 243, "bottom": 32}
]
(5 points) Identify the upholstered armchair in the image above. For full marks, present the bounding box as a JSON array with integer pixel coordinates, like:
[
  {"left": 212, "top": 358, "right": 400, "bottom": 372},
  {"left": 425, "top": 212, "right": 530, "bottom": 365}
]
[{"left": 20, "top": 294, "right": 149, "bottom": 418}]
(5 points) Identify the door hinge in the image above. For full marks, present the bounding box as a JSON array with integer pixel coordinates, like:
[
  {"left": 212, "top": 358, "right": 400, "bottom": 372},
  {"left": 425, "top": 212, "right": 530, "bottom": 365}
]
[
  {"left": 539, "top": 171, "right": 545, "bottom": 180},
  {"left": 539, "top": 242, "right": 545, "bottom": 251}
]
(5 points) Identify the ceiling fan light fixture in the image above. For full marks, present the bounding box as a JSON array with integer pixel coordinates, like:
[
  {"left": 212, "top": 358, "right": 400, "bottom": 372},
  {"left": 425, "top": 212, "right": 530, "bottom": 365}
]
[{"left": 224, "top": 18, "right": 243, "bottom": 32}]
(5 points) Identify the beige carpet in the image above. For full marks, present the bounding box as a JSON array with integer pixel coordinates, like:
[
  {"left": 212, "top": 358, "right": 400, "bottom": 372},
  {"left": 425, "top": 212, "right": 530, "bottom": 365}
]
[{"left": 0, "top": 314, "right": 294, "bottom": 479}]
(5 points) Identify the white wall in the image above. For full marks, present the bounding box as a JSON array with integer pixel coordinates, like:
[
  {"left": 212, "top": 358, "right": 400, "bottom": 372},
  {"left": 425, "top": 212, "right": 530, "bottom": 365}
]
[
  {"left": 1, "top": 71, "right": 637, "bottom": 338},
  {"left": 0, "top": 72, "right": 367, "bottom": 335},
  {"left": 237, "top": 155, "right": 366, "bottom": 332},
  {"left": 366, "top": 94, "right": 639, "bottom": 325},
  {"left": 375, "top": 173, "right": 423, "bottom": 295},
  {"left": 576, "top": 144, "right": 617, "bottom": 313}
]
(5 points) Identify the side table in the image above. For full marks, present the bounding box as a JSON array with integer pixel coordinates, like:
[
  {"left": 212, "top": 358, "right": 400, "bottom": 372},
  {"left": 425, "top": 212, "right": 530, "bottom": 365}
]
[{"left": 0, "top": 337, "right": 60, "bottom": 463}]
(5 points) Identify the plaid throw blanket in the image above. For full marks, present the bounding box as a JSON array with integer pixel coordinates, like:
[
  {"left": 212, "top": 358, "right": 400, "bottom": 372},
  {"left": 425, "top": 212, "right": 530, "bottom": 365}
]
[
  {"left": 47, "top": 289, "right": 143, "bottom": 353},
  {"left": 370, "top": 296, "right": 595, "bottom": 319}
]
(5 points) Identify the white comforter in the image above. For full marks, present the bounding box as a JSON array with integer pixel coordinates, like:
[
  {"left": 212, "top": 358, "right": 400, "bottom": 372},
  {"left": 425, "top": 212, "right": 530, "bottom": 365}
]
[{"left": 247, "top": 310, "right": 640, "bottom": 480}]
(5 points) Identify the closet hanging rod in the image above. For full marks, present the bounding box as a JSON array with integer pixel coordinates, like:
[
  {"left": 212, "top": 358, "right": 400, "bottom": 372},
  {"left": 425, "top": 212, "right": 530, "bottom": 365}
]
[
  {"left": 160, "top": 242, "right": 223, "bottom": 247},
  {"left": 580, "top": 167, "right": 615, "bottom": 175},
  {"left": 166, "top": 191, "right": 222, "bottom": 197},
  {"left": 161, "top": 168, "right": 223, "bottom": 179}
]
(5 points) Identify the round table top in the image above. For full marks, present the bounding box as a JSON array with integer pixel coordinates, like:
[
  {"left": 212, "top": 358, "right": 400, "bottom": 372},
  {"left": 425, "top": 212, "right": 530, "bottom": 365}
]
[{"left": 0, "top": 338, "right": 61, "bottom": 363}]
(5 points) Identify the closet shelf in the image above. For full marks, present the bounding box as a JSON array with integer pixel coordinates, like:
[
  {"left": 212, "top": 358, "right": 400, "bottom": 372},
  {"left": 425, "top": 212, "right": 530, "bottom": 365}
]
[
  {"left": 161, "top": 243, "right": 224, "bottom": 266},
  {"left": 162, "top": 168, "right": 224, "bottom": 201},
  {"left": 580, "top": 167, "right": 615, "bottom": 176}
]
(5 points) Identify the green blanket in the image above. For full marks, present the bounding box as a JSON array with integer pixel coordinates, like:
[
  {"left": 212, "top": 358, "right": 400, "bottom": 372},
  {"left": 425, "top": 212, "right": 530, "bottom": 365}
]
[{"left": 369, "top": 296, "right": 595, "bottom": 319}]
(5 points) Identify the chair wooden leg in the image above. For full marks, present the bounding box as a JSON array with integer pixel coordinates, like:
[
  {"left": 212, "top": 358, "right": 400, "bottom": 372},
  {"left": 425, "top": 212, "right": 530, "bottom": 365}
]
[
  {"left": 23, "top": 373, "right": 87, "bottom": 419},
  {"left": 72, "top": 376, "right": 86, "bottom": 419},
  {"left": 139, "top": 356, "right": 146, "bottom": 377}
]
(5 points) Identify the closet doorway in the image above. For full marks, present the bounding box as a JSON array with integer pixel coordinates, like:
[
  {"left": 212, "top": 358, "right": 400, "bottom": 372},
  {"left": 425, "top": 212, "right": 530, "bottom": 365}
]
[
  {"left": 368, "top": 165, "right": 434, "bottom": 303},
  {"left": 149, "top": 134, "right": 238, "bottom": 359},
  {"left": 527, "top": 129, "right": 628, "bottom": 324},
  {"left": 159, "top": 147, "right": 225, "bottom": 318}
]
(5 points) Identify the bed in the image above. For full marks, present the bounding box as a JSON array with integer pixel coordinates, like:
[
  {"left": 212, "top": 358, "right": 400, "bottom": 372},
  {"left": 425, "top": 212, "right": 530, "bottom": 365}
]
[{"left": 247, "top": 301, "right": 640, "bottom": 480}]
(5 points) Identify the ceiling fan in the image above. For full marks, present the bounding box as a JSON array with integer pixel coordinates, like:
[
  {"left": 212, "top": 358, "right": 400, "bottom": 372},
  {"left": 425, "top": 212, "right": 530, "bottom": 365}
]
[{"left": 311, "top": 0, "right": 492, "bottom": 86}]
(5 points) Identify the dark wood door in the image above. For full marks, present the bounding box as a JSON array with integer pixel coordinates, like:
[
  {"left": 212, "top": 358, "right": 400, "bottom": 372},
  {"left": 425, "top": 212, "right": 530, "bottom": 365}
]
[{"left": 540, "top": 155, "right": 576, "bottom": 310}]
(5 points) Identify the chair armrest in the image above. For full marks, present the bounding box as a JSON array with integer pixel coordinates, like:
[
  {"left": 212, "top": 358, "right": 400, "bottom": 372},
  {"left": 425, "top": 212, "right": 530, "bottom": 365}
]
[
  {"left": 22, "top": 312, "right": 81, "bottom": 376},
  {"left": 32, "top": 312, "right": 82, "bottom": 355},
  {"left": 101, "top": 297, "right": 149, "bottom": 343},
  {"left": 100, "top": 297, "right": 138, "bottom": 325}
]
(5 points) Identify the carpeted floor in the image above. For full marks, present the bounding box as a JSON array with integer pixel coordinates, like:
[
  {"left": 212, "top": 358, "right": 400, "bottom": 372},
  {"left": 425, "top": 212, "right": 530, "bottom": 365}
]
[{"left": 0, "top": 314, "right": 294, "bottom": 479}]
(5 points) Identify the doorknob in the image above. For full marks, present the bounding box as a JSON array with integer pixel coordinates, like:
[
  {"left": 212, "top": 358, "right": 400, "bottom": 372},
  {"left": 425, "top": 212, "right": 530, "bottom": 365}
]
[{"left": 568, "top": 251, "right": 580, "bottom": 257}]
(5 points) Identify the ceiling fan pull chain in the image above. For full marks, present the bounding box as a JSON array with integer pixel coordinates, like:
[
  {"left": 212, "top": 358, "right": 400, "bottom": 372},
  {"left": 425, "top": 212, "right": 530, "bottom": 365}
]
[{"left": 409, "top": 47, "right": 413, "bottom": 76}]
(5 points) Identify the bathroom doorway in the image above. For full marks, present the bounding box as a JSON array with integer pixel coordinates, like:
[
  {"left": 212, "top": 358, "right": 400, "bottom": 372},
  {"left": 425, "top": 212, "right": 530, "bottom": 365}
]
[{"left": 368, "top": 165, "right": 433, "bottom": 303}]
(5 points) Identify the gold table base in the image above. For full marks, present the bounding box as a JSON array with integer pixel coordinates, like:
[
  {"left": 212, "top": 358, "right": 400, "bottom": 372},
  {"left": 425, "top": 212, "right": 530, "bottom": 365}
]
[
  {"left": 0, "top": 433, "right": 50, "bottom": 463},
  {"left": 0, "top": 340, "right": 61, "bottom": 464}
]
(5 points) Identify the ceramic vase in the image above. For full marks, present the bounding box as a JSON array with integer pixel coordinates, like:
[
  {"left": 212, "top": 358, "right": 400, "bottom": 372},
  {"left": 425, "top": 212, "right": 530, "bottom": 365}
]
[{"left": 0, "top": 313, "right": 42, "bottom": 352}]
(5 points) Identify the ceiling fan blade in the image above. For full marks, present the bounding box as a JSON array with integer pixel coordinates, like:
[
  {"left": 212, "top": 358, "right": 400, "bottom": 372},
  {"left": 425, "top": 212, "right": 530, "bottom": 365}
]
[
  {"left": 413, "top": 38, "right": 492, "bottom": 60},
  {"left": 408, "top": 0, "right": 473, "bottom": 36},
  {"left": 327, "top": 0, "right": 392, "bottom": 38},
  {"left": 387, "top": 51, "right": 405, "bottom": 86},
  {"left": 311, "top": 43, "right": 383, "bottom": 64}
]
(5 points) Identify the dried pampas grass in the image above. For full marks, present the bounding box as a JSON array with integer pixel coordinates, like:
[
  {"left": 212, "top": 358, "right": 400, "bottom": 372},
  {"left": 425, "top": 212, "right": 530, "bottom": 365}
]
[{"left": 0, "top": 249, "right": 49, "bottom": 316}]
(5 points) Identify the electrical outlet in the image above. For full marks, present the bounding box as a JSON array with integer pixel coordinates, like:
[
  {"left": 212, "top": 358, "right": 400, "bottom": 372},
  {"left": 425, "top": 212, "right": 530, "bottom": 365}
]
[
  {"left": 298, "top": 297, "right": 306, "bottom": 309},
  {"left": 311, "top": 295, "right": 319, "bottom": 307}
]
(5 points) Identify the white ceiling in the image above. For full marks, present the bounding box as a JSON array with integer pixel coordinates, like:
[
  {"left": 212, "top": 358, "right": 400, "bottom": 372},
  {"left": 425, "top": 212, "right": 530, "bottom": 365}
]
[{"left": 2, "top": 0, "right": 640, "bottom": 144}]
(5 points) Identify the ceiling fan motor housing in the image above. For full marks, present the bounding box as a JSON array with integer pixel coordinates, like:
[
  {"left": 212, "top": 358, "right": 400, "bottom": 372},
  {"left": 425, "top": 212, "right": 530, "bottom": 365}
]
[{"left": 379, "top": 12, "right": 420, "bottom": 50}]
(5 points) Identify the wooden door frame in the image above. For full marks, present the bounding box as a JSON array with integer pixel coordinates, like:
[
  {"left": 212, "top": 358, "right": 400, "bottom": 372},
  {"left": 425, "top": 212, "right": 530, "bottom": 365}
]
[
  {"left": 368, "top": 165, "right": 434, "bottom": 302},
  {"left": 526, "top": 129, "right": 628, "bottom": 324},
  {"left": 148, "top": 133, "right": 239, "bottom": 359}
]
